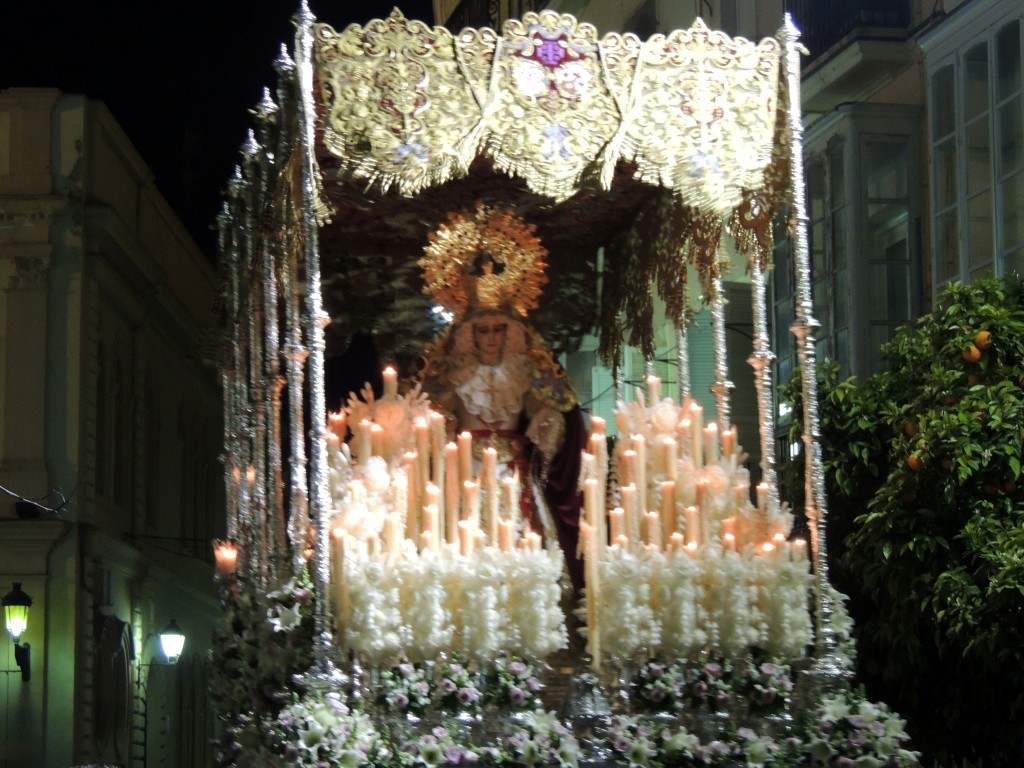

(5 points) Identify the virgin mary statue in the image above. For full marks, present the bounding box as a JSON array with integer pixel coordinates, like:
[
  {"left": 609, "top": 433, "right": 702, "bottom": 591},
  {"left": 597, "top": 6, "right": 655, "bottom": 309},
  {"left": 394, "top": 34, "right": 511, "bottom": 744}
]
[{"left": 416, "top": 205, "right": 586, "bottom": 592}]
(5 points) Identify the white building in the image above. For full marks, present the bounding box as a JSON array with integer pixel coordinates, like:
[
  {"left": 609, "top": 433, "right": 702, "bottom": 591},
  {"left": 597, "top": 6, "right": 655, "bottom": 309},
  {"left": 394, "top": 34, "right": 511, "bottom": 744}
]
[{"left": 0, "top": 88, "right": 222, "bottom": 768}]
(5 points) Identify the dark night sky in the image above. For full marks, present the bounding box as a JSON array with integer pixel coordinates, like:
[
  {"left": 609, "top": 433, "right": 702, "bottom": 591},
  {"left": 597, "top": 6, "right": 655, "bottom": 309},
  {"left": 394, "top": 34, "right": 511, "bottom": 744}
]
[{"left": 0, "top": 1, "right": 435, "bottom": 257}]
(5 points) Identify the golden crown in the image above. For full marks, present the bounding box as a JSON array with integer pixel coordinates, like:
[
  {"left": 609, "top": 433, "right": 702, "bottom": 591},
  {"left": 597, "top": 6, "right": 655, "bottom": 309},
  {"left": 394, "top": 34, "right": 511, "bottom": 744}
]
[{"left": 419, "top": 204, "right": 548, "bottom": 320}]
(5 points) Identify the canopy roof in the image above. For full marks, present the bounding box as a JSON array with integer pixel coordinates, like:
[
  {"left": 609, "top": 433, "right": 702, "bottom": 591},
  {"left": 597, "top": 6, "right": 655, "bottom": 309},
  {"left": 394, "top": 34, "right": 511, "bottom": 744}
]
[{"left": 306, "top": 9, "right": 793, "bottom": 363}]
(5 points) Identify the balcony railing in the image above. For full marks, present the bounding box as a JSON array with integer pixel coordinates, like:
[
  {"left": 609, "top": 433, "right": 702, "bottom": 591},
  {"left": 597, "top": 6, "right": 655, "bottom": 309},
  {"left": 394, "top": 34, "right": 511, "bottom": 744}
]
[
  {"left": 446, "top": 0, "right": 547, "bottom": 31},
  {"left": 785, "top": 0, "right": 912, "bottom": 61}
]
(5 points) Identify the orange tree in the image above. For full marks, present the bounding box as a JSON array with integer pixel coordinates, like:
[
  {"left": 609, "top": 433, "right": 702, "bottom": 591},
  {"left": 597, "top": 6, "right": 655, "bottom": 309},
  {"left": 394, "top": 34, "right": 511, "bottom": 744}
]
[{"left": 781, "top": 276, "right": 1024, "bottom": 766}]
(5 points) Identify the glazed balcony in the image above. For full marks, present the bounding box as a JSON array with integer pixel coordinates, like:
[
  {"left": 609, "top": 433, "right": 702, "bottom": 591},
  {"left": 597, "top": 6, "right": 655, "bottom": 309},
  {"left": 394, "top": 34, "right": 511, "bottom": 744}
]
[
  {"left": 441, "top": 0, "right": 548, "bottom": 31},
  {"left": 786, "top": 0, "right": 913, "bottom": 62},
  {"left": 786, "top": 0, "right": 917, "bottom": 120}
]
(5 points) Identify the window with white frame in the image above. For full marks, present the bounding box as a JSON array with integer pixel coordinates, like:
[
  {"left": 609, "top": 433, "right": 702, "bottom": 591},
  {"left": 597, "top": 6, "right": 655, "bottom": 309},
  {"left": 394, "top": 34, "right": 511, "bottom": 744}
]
[{"left": 924, "top": 2, "right": 1024, "bottom": 289}]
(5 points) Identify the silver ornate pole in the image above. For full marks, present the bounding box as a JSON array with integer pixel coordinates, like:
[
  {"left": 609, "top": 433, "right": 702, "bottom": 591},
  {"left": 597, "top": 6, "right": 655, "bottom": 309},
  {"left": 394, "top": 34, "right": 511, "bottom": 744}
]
[
  {"left": 241, "top": 131, "right": 272, "bottom": 590},
  {"left": 780, "top": 14, "right": 847, "bottom": 684},
  {"left": 218, "top": 202, "right": 241, "bottom": 544},
  {"left": 675, "top": 319, "right": 691, "bottom": 402},
  {"left": 254, "top": 89, "right": 288, "bottom": 583},
  {"left": 708, "top": 265, "right": 733, "bottom": 431},
  {"left": 294, "top": 0, "right": 340, "bottom": 681},
  {"left": 747, "top": 247, "right": 779, "bottom": 506}
]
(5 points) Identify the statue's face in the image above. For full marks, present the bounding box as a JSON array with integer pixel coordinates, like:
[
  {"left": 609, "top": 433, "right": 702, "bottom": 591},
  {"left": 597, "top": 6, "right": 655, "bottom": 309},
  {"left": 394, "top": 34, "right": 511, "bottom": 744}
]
[{"left": 472, "top": 315, "right": 508, "bottom": 365}]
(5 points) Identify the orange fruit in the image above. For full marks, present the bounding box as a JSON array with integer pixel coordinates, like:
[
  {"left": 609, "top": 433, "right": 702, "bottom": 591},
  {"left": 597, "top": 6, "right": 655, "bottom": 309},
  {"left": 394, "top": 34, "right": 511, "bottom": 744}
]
[
  {"left": 904, "top": 421, "right": 917, "bottom": 437},
  {"left": 974, "top": 330, "right": 992, "bottom": 350},
  {"left": 907, "top": 454, "right": 923, "bottom": 471},
  {"left": 962, "top": 344, "right": 981, "bottom": 362}
]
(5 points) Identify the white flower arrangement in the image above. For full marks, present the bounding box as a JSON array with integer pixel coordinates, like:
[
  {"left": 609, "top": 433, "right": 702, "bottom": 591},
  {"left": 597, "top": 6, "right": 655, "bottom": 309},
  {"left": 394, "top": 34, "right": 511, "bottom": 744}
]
[
  {"left": 806, "top": 690, "right": 920, "bottom": 767},
  {"left": 339, "top": 547, "right": 566, "bottom": 665},
  {"left": 494, "top": 710, "right": 580, "bottom": 768},
  {"left": 276, "top": 690, "right": 385, "bottom": 768},
  {"left": 378, "top": 662, "right": 434, "bottom": 715},
  {"left": 490, "top": 656, "right": 544, "bottom": 710},
  {"left": 595, "top": 545, "right": 812, "bottom": 663}
]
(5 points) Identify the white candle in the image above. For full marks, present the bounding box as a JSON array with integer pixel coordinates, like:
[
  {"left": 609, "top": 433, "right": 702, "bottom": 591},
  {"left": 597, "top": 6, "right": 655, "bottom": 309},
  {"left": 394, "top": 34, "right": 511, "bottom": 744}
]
[
  {"left": 735, "top": 483, "right": 749, "bottom": 508},
  {"left": 458, "top": 431, "right": 473, "bottom": 484},
  {"left": 462, "top": 481, "right": 477, "bottom": 522},
  {"left": 384, "top": 513, "right": 401, "bottom": 558},
  {"left": 425, "top": 485, "right": 441, "bottom": 549},
  {"left": 581, "top": 520, "right": 600, "bottom": 670},
  {"left": 214, "top": 539, "right": 239, "bottom": 576},
  {"left": 424, "top": 504, "right": 440, "bottom": 551},
  {"left": 430, "top": 411, "right": 446, "bottom": 487},
  {"left": 498, "top": 519, "right": 514, "bottom": 551},
  {"left": 660, "top": 480, "right": 676, "bottom": 541},
  {"left": 621, "top": 483, "right": 638, "bottom": 547},
  {"left": 756, "top": 482, "right": 769, "bottom": 513},
  {"left": 502, "top": 476, "right": 516, "bottom": 520},
  {"left": 482, "top": 447, "right": 498, "bottom": 544},
  {"left": 328, "top": 410, "right": 347, "bottom": 439},
  {"left": 370, "top": 423, "right": 385, "bottom": 457},
  {"left": 669, "top": 531, "right": 684, "bottom": 554},
  {"left": 609, "top": 507, "right": 625, "bottom": 544},
  {"left": 722, "top": 426, "right": 735, "bottom": 460},
  {"left": 793, "top": 538, "right": 807, "bottom": 561},
  {"left": 458, "top": 519, "right": 474, "bottom": 556},
  {"left": 646, "top": 374, "right": 661, "bottom": 403},
  {"left": 591, "top": 415, "right": 606, "bottom": 435},
  {"left": 678, "top": 417, "right": 695, "bottom": 468},
  {"left": 645, "top": 511, "right": 662, "bottom": 549},
  {"left": 703, "top": 422, "right": 719, "bottom": 465},
  {"left": 684, "top": 505, "right": 700, "bottom": 546},
  {"left": 382, "top": 366, "right": 398, "bottom": 399},
  {"left": 662, "top": 437, "right": 677, "bottom": 481},
  {"left": 414, "top": 417, "right": 430, "bottom": 488},
  {"left": 723, "top": 532, "right": 737, "bottom": 552},
  {"left": 510, "top": 468, "right": 521, "bottom": 532},
  {"left": 620, "top": 449, "right": 636, "bottom": 489},
  {"left": 581, "top": 451, "right": 596, "bottom": 482},
  {"left": 631, "top": 434, "right": 647, "bottom": 517},
  {"left": 689, "top": 402, "right": 703, "bottom": 469},
  {"left": 404, "top": 453, "right": 420, "bottom": 543},
  {"left": 358, "top": 419, "right": 372, "bottom": 463},
  {"left": 445, "top": 442, "right": 459, "bottom": 543}
]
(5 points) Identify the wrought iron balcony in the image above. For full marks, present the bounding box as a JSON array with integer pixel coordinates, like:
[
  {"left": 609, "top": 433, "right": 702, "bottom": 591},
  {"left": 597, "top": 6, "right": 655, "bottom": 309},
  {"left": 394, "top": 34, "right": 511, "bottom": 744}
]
[
  {"left": 446, "top": 0, "right": 548, "bottom": 31},
  {"left": 786, "top": 0, "right": 912, "bottom": 62}
]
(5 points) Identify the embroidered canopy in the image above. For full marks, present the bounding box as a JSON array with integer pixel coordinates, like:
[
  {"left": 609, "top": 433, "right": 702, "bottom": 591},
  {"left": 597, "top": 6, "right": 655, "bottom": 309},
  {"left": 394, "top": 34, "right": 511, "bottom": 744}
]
[{"left": 306, "top": 9, "right": 791, "bottom": 363}]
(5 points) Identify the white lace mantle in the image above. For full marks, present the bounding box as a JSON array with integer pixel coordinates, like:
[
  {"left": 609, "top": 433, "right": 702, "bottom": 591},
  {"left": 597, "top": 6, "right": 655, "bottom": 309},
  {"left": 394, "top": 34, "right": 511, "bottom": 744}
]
[{"left": 455, "top": 360, "right": 532, "bottom": 427}]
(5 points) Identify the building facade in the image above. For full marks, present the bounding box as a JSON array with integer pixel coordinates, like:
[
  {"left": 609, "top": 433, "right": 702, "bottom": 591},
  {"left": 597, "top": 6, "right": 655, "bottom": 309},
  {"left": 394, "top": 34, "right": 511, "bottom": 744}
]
[{"left": 0, "top": 88, "right": 223, "bottom": 768}]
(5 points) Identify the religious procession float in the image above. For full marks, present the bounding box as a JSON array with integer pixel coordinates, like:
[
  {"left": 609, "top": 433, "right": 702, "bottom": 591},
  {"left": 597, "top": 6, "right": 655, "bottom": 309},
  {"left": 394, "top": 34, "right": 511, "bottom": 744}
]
[{"left": 209, "top": 4, "right": 920, "bottom": 766}]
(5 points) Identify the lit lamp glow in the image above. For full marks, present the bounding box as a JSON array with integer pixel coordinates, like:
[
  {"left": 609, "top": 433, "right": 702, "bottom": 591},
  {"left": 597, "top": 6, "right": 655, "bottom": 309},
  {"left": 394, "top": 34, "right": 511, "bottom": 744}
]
[
  {"left": 213, "top": 538, "right": 240, "bottom": 577},
  {"left": 2, "top": 582, "right": 32, "bottom": 681},
  {"left": 159, "top": 619, "right": 186, "bottom": 664}
]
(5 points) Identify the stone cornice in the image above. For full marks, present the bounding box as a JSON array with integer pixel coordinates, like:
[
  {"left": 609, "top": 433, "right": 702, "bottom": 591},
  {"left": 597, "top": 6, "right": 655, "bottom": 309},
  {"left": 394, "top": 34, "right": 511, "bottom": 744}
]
[{"left": 0, "top": 520, "right": 70, "bottom": 574}]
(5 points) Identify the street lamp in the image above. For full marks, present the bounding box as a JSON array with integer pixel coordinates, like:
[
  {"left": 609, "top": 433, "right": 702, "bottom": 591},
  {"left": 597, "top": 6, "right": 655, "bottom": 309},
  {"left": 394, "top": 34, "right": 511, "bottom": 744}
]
[
  {"left": 158, "top": 619, "right": 185, "bottom": 664},
  {"left": 2, "top": 582, "right": 32, "bottom": 681}
]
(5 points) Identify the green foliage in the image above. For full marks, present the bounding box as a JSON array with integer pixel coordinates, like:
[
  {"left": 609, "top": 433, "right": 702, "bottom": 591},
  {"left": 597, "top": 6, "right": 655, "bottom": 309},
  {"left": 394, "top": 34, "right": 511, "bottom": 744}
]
[{"left": 782, "top": 277, "right": 1024, "bottom": 766}]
